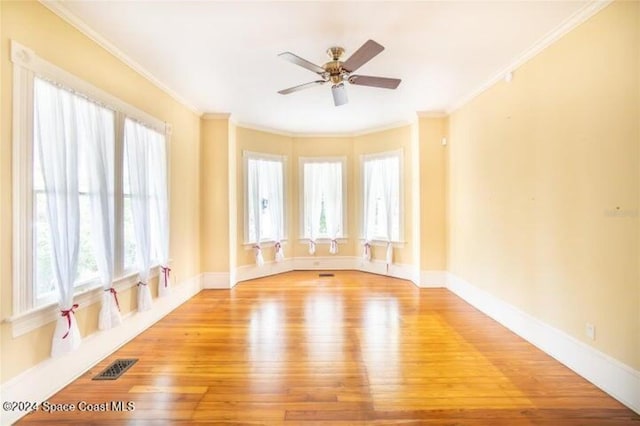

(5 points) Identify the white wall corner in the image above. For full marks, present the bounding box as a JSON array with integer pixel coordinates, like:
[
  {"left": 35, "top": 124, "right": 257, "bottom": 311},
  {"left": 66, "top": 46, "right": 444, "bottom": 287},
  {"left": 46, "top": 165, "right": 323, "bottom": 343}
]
[
  {"left": 355, "top": 258, "right": 416, "bottom": 283},
  {"left": 385, "top": 262, "right": 416, "bottom": 283},
  {"left": 0, "top": 273, "right": 204, "bottom": 425},
  {"left": 420, "top": 270, "right": 449, "bottom": 288},
  {"left": 228, "top": 269, "right": 238, "bottom": 288},
  {"left": 358, "top": 258, "right": 391, "bottom": 276},
  {"left": 235, "top": 259, "right": 294, "bottom": 283},
  {"left": 202, "top": 272, "right": 231, "bottom": 289},
  {"left": 446, "top": 273, "right": 640, "bottom": 415},
  {"left": 410, "top": 266, "right": 422, "bottom": 287}
]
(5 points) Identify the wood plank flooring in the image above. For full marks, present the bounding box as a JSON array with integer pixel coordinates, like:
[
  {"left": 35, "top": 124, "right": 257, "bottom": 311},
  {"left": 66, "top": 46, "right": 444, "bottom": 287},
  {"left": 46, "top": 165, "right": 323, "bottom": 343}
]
[{"left": 18, "top": 271, "right": 639, "bottom": 424}]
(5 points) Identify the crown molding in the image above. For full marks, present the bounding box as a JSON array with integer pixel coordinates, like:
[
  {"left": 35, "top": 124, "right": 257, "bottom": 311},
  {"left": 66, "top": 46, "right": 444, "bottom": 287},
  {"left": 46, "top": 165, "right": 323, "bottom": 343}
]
[
  {"left": 232, "top": 121, "right": 295, "bottom": 138},
  {"left": 447, "top": 0, "right": 613, "bottom": 114},
  {"left": 417, "top": 111, "right": 448, "bottom": 118},
  {"left": 39, "top": 0, "right": 203, "bottom": 116},
  {"left": 232, "top": 119, "right": 416, "bottom": 139},
  {"left": 350, "top": 120, "right": 415, "bottom": 138},
  {"left": 202, "top": 113, "right": 231, "bottom": 120}
]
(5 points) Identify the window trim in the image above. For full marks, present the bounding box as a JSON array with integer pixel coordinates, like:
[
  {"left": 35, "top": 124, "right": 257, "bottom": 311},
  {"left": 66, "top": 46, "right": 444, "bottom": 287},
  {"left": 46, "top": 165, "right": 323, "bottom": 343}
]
[
  {"left": 10, "top": 40, "right": 171, "bottom": 335},
  {"left": 242, "top": 150, "right": 288, "bottom": 245},
  {"left": 298, "top": 156, "right": 348, "bottom": 241},
  {"left": 5, "top": 266, "right": 165, "bottom": 338},
  {"left": 360, "top": 148, "right": 405, "bottom": 244}
]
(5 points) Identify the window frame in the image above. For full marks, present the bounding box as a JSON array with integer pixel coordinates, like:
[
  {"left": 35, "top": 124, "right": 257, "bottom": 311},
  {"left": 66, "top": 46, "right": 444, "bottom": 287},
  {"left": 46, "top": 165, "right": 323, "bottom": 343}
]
[
  {"left": 31, "top": 79, "right": 118, "bottom": 306},
  {"left": 298, "top": 156, "right": 348, "bottom": 241},
  {"left": 360, "top": 149, "right": 405, "bottom": 244},
  {"left": 242, "top": 150, "right": 287, "bottom": 245},
  {"left": 10, "top": 40, "right": 171, "bottom": 335},
  {"left": 122, "top": 116, "right": 168, "bottom": 269}
]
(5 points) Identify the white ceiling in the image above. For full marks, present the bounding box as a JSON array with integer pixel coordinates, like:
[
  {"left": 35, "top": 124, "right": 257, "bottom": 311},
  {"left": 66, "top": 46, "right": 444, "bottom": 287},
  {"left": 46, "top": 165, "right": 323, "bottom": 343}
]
[{"left": 52, "top": 0, "right": 593, "bottom": 135}]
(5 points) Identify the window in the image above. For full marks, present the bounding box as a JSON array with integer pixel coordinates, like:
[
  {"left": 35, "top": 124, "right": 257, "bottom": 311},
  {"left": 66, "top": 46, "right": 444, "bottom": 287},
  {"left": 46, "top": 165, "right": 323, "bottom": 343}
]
[
  {"left": 33, "top": 78, "right": 115, "bottom": 306},
  {"left": 122, "top": 166, "right": 137, "bottom": 270},
  {"left": 12, "top": 40, "right": 169, "bottom": 316},
  {"left": 362, "top": 150, "right": 402, "bottom": 242},
  {"left": 244, "top": 152, "right": 285, "bottom": 244},
  {"left": 300, "top": 158, "right": 346, "bottom": 240},
  {"left": 123, "top": 118, "right": 166, "bottom": 270}
]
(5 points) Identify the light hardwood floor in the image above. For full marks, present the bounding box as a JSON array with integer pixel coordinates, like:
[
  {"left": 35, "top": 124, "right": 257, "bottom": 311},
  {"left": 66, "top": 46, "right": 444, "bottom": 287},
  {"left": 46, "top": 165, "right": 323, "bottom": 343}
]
[{"left": 18, "top": 271, "right": 639, "bottom": 424}]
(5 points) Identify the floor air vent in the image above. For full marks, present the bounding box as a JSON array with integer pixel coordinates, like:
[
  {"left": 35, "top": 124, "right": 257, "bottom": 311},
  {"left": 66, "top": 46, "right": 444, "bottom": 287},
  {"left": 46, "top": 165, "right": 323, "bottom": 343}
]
[
  {"left": 319, "top": 273, "right": 335, "bottom": 277},
  {"left": 92, "top": 358, "right": 138, "bottom": 380}
]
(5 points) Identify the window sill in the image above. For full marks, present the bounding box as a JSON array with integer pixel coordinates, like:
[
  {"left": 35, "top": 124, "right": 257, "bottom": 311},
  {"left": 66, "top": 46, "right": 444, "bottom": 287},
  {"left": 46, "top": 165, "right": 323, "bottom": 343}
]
[
  {"left": 359, "top": 239, "right": 406, "bottom": 247},
  {"left": 298, "top": 237, "right": 349, "bottom": 244},
  {"left": 242, "top": 239, "right": 288, "bottom": 249},
  {"left": 4, "top": 265, "right": 162, "bottom": 338}
]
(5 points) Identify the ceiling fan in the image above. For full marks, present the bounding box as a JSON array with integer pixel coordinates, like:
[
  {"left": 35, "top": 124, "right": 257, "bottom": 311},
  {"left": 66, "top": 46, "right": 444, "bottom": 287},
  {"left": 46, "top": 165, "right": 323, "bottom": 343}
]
[{"left": 277, "top": 39, "right": 401, "bottom": 106}]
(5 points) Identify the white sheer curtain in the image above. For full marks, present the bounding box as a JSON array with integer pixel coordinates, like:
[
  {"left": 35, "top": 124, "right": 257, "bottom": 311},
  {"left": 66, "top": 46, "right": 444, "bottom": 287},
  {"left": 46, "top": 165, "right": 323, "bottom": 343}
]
[
  {"left": 247, "top": 155, "right": 285, "bottom": 265},
  {"left": 266, "top": 161, "right": 285, "bottom": 262},
  {"left": 303, "top": 163, "right": 324, "bottom": 255},
  {"left": 34, "top": 78, "right": 82, "bottom": 356},
  {"left": 323, "top": 162, "right": 342, "bottom": 255},
  {"left": 124, "top": 118, "right": 153, "bottom": 311},
  {"left": 149, "top": 131, "right": 169, "bottom": 297},
  {"left": 248, "top": 158, "right": 264, "bottom": 266},
  {"left": 363, "top": 154, "right": 400, "bottom": 266},
  {"left": 362, "top": 159, "right": 375, "bottom": 262},
  {"left": 380, "top": 156, "right": 399, "bottom": 267},
  {"left": 77, "top": 97, "right": 121, "bottom": 330}
]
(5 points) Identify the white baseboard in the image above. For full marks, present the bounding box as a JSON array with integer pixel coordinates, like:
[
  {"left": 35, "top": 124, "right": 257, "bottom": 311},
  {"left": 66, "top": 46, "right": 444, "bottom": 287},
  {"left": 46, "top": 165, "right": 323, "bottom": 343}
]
[
  {"left": 292, "top": 255, "right": 359, "bottom": 271},
  {"left": 358, "top": 258, "right": 418, "bottom": 284},
  {"left": 0, "top": 274, "right": 204, "bottom": 425},
  {"left": 235, "top": 259, "right": 294, "bottom": 283},
  {"left": 419, "top": 270, "right": 449, "bottom": 288},
  {"left": 447, "top": 273, "right": 640, "bottom": 415},
  {"left": 232, "top": 256, "right": 418, "bottom": 286},
  {"left": 202, "top": 272, "right": 231, "bottom": 289}
]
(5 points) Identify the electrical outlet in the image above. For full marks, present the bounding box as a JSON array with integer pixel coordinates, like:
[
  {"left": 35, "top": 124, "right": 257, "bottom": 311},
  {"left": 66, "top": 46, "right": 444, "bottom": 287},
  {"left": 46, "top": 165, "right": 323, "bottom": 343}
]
[{"left": 585, "top": 323, "right": 596, "bottom": 341}]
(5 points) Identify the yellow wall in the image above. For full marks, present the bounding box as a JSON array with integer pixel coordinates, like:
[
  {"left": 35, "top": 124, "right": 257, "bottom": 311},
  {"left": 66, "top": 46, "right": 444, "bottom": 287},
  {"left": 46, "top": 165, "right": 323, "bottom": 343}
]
[
  {"left": 0, "top": 1, "right": 201, "bottom": 382},
  {"left": 419, "top": 117, "right": 448, "bottom": 271},
  {"left": 200, "top": 118, "right": 230, "bottom": 272},
  {"left": 447, "top": 1, "right": 639, "bottom": 369}
]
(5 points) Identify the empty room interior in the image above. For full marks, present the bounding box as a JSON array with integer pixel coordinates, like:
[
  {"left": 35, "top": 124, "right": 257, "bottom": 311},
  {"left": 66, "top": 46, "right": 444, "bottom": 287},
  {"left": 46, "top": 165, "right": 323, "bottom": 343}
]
[{"left": 1, "top": 0, "right": 639, "bottom": 424}]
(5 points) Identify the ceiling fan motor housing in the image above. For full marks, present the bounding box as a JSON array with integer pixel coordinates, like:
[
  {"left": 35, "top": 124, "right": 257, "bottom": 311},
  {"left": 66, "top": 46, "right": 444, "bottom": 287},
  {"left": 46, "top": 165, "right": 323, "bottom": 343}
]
[{"left": 324, "top": 47, "right": 347, "bottom": 84}]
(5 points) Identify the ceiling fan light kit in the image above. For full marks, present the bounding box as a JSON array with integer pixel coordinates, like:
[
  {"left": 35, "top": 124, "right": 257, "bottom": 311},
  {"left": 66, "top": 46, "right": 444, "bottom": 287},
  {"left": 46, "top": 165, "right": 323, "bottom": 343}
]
[{"left": 278, "top": 39, "right": 401, "bottom": 106}]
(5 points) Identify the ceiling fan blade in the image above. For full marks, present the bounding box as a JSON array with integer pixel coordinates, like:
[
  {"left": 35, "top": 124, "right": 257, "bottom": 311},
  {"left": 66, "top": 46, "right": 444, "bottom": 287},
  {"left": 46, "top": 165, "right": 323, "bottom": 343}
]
[
  {"left": 349, "top": 75, "right": 401, "bottom": 89},
  {"left": 278, "top": 52, "right": 326, "bottom": 75},
  {"left": 342, "top": 39, "right": 385, "bottom": 73},
  {"left": 331, "top": 83, "right": 348, "bottom": 106},
  {"left": 278, "top": 80, "right": 326, "bottom": 95}
]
